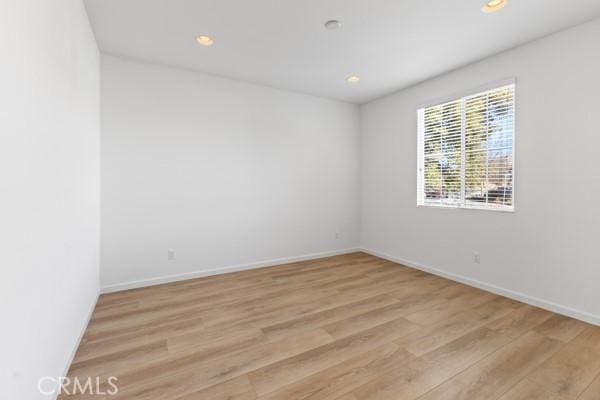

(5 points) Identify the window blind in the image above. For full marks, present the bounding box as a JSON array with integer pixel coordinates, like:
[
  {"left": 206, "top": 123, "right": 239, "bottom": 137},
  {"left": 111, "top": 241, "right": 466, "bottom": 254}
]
[{"left": 418, "top": 83, "right": 515, "bottom": 211}]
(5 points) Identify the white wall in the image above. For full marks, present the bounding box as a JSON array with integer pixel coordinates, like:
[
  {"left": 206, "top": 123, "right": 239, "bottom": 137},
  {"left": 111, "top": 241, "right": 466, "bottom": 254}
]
[
  {"left": 0, "top": 1, "right": 100, "bottom": 399},
  {"left": 360, "top": 18, "right": 600, "bottom": 324},
  {"left": 101, "top": 55, "right": 360, "bottom": 290}
]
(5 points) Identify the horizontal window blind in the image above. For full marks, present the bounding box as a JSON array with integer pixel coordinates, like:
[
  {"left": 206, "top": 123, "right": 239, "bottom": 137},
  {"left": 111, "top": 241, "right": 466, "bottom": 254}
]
[{"left": 418, "top": 83, "right": 515, "bottom": 211}]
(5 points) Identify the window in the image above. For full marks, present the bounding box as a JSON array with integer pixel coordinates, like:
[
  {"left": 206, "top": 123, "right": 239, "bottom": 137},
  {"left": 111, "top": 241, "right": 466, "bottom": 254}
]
[{"left": 417, "top": 82, "right": 515, "bottom": 211}]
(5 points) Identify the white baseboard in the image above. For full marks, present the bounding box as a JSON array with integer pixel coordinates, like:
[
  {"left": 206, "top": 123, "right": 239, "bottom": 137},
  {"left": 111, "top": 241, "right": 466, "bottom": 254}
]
[
  {"left": 55, "top": 290, "right": 99, "bottom": 399},
  {"left": 360, "top": 247, "right": 600, "bottom": 326},
  {"left": 101, "top": 248, "right": 361, "bottom": 294},
  {"left": 100, "top": 245, "right": 599, "bottom": 325}
]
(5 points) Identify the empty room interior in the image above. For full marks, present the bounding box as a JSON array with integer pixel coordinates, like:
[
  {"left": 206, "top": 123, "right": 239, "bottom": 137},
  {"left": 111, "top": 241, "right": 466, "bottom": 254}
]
[{"left": 5, "top": 0, "right": 600, "bottom": 399}]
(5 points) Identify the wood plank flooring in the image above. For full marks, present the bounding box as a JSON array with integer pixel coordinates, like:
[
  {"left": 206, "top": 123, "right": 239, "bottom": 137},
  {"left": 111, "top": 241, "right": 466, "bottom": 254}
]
[{"left": 63, "top": 252, "right": 600, "bottom": 399}]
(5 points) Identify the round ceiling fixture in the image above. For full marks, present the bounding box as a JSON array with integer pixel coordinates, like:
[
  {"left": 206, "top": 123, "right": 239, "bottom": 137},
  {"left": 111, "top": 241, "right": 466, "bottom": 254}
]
[
  {"left": 195, "top": 35, "right": 214, "bottom": 46},
  {"left": 346, "top": 75, "right": 360, "bottom": 84},
  {"left": 482, "top": 0, "right": 508, "bottom": 13},
  {"left": 324, "top": 20, "right": 342, "bottom": 30}
]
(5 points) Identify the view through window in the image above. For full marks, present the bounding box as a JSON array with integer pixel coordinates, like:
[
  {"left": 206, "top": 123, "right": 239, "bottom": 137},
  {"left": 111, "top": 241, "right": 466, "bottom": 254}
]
[{"left": 417, "top": 83, "right": 515, "bottom": 211}]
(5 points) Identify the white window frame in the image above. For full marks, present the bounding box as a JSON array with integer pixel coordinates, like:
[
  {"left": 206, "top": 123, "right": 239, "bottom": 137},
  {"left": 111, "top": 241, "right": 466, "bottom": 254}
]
[{"left": 417, "top": 78, "right": 516, "bottom": 212}]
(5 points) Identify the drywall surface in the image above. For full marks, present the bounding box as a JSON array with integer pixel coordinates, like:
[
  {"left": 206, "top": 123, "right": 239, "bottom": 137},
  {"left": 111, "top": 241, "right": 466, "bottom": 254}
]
[
  {"left": 360, "top": 18, "right": 600, "bottom": 323},
  {"left": 101, "top": 55, "right": 360, "bottom": 289},
  {"left": 0, "top": 0, "right": 100, "bottom": 398}
]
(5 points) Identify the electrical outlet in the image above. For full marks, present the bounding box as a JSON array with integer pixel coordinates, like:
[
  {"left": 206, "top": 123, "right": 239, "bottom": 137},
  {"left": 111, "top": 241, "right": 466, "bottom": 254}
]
[
  {"left": 473, "top": 252, "right": 481, "bottom": 264},
  {"left": 168, "top": 249, "right": 176, "bottom": 261},
  {"left": 335, "top": 232, "right": 340, "bottom": 240}
]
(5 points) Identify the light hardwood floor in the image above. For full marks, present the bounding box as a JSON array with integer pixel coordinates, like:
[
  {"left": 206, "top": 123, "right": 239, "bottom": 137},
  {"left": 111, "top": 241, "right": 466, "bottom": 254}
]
[{"left": 63, "top": 252, "right": 600, "bottom": 399}]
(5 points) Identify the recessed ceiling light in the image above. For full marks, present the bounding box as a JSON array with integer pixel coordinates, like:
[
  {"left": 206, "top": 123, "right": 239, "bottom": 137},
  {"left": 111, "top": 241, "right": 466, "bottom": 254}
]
[
  {"left": 195, "top": 35, "right": 214, "bottom": 46},
  {"left": 324, "top": 20, "right": 342, "bottom": 30},
  {"left": 482, "top": 0, "right": 508, "bottom": 13},
  {"left": 346, "top": 75, "right": 360, "bottom": 83}
]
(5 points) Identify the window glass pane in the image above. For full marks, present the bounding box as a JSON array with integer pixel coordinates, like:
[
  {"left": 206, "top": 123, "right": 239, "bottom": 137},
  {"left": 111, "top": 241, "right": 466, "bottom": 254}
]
[
  {"left": 422, "top": 100, "right": 462, "bottom": 205},
  {"left": 465, "top": 86, "right": 514, "bottom": 208}
]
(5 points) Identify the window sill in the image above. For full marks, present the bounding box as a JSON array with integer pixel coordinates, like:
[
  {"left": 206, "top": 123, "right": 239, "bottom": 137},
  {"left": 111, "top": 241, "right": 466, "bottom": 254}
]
[{"left": 417, "top": 203, "right": 515, "bottom": 213}]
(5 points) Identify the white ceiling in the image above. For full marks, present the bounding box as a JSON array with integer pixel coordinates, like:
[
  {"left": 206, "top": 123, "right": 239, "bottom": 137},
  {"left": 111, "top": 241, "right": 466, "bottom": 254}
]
[{"left": 84, "top": 0, "right": 600, "bottom": 104}]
